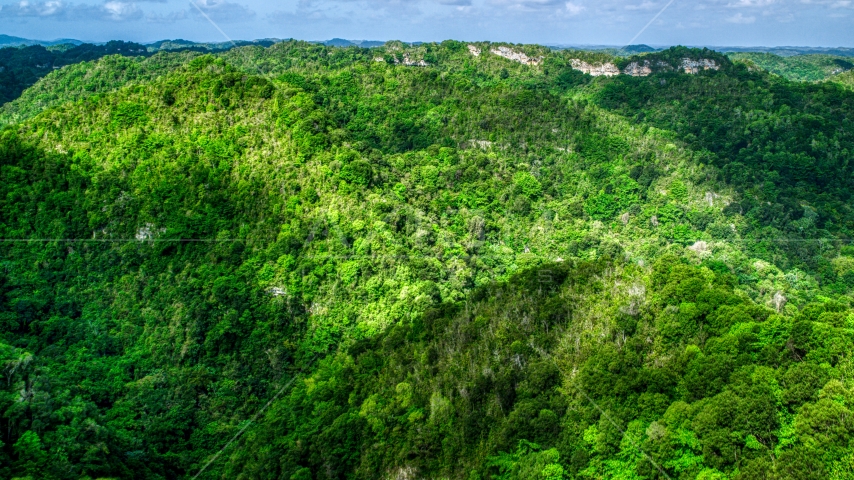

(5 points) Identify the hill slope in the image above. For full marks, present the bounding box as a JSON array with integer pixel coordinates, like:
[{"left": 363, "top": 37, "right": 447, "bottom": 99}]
[
  {"left": 0, "top": 34, "right": 84, "bottom": 47},
  {"left": 0, "top": 39, "right": 277, "bottom": 109},
  {"left": 0, "top": 51, "right": 204, "bottom": 125},
  {"left": 231, "top": 257, "right": 854, "bottom": 479},
  {"left": 0, "top": 41, "right": 151, "bottom": 104},
  {"left": 727, "top": 52, "right": 853, "bottom": 82},
  {"left": 1, "top": 42, "right": 854, "bottom": 478},
  {"left": 831, "top": 70, "right": 854, "bottom": 89}
]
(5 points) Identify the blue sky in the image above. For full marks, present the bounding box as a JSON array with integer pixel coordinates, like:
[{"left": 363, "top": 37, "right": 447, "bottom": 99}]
[{"left": 1, "top": 0, "right": 852, "bottom": 47}]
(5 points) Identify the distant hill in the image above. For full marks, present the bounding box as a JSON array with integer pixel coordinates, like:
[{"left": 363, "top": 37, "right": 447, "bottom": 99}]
[
  {"left": 325, "top": 38, "right": 355, "bottom": 47},
  {"left": 728, "top": 51, "right": 854, "bottom": 82},
  {"left": 622, "top": 44, "right": 658, "bottom": 54},
  {"left": 0, "top": 35, "right": 285, "bottom": 52},
  {"left": 0, "top": 34, "right": 84, "bottom": 47},
  {"left": 0, "top": 34, "right": 33, "bottom": 46},
  {"left": 146, "top": 38, "right": 281, "bottom": 52},
  {"left": 716, "top": 45, "right": 854, "bottom": 57},
  {"left": 0, "top": 41, "right": 153, "bottom": 104},
  {"left": 320, "top": 38, "right": 386, "bottom": 48},
  {"left": 0, "top": 39, "right": 282, "bottom": 106}
]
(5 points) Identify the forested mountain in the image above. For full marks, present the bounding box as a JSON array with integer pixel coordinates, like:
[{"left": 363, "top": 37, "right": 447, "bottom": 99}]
[
  {"left": 0, "top": 39, "right": 273, "bottom": 107},
  {"left": 727, "top": 52, "right": 854, "bottom": 82},
  {"left": 833, "top": 70, "right": 854, "bottom": 89},
  {"left": 0, "top": 51, "right": 205, "bottom": 126},
  {"left": 0, "top": 42, "right": 151, "bottom": 104},
  {"left": 0, "top": 35, "right": 83, "bottom": 48},
  {"left": 145, "top": 39, "right": 279, "bottom": 53},
  {"left": 1, "top": 40, "right": 854, "bottom": 479}
]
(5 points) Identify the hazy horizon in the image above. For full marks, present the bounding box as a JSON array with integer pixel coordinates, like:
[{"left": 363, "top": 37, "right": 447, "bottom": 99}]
[
  {"left": 4, "top": 35, "right": 854, "bottom": 52},
  {"left": 1, "top": 0, "right": 853, "bottom": 48}
]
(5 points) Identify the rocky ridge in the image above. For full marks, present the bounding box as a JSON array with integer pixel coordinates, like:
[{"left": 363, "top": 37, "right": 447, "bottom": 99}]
[
  {"left": 570, "top": 57, "right": 721, "bottom": 77},
  {"left": 679, "top": 58, "right": 720, "bottom": 74},
  {"left": 373, "top": 53, "right": 430, "bottom": 67},
  {"left": 399, "top": 54, "right": 430, "bottom": 67},
  {"left": 570, "top": 59, "right": 621, "bottom": 77},
  {"left": 472, "top": 45, "right": 543, "bottom": 65}
]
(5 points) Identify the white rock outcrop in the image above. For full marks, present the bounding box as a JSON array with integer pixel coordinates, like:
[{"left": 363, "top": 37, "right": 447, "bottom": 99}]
[
  {"left": 468, "top": 45, "right": 481, "bottom": 57},
  {"left": 772, "top": 291, "right": 787, "bottom": 313},
  {"left": 688, "top": 241, "right": 711, "bottom": 256},
  {"left": 680, "top": 58, "right": 719, "bottom": 74},
  {"left": 403, "top": 58, "right": 430, "bottom": 67},
  {"left": 393, "top": 53, "right": 430, "bottom": 67},
  {"left": 466, "top": 140, "right": 493, "bottom": 149},
  {"left": 268, "top": 287, "right": 287, "bottom": 297},
  {"left": 569, "top": 59, "right": 620, "bottom": 77},
  {"left": 622, "top": 60, "right": 671, "bottom": 76},
  {"left": 623, "top": 61, "right": 653, "bottom": 77},
  {"left": 491, "top": 46, "right": 543, "bottom": 66},
  {"left": 570, "top": 57, "right": 721, "bottom": 77},
  {"left": 705, "top": 191, "right": 720, "bottom": 206},
  {"left": 135, "top": 223, "right": 164, "bottom": 241},
  {"left": 620, "top": 212, "right": 630, "bottom": 225}
]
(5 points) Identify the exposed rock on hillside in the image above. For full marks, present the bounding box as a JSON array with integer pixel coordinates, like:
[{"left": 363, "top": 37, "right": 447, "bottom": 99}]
[
  {"left": 464, "top": 139, "right": 494, "bottom": 149},
  {"left": 680, "top": 58, "right": 720, "bottom": 74},
  {"left": 570, "top": 59, "right": 620, "bottom": 77},
  {"left": 491, "top": 46, "right": 542, "bottom": 65},
  {"left": 381, "top": 53, "right": 430, "bottom": 67},
  {"left": 135, "top": 223, "right": 164, "bottom": 241},
  {"left": 623, "top": 61, "right": 653, "bottom": 77},
  {"left": 571, "top": 57, "right": 721, "bottom": 77},
  {"left": 401, "top": 54, "right": 430, "bottom": 67},
  {"left": 468, "top": 45, "right": 481, "bottom": 57}
]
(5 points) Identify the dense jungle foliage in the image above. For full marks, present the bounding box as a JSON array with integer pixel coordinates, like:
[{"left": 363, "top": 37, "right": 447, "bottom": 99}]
[
  {"left": 0, "top": 42, "right": 153, "bottom": 104},
  {"left": 833, "top": 70, "right": 854, "bottom": 89},
  {"left": 726, "top": 52, "right": 854, "bottom": 82},
  {"left": 1, "top": 40, "right": 854, "bottom": 479},
  {"left": 0, "top": 40, "right": 260, "bottom": 107}
]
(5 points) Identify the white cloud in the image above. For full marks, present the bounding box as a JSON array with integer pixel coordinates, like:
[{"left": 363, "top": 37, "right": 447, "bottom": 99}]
[
  {"left": 146, "top": 9, "right": 187, "bottom": 22},
  {"left": 565, "top": 1, "right": 583, "bottom": 14},
  {"left": 727, "top": 11, "right": 756, "bottom": 21},
  {"left": 487, "top": 0, "right": 567, "bottom": 12},
  {"left": 101, "top": 1, "right": 141, "bottom": 20},
  {"left": 189, "top": 0, "right": 255, "bottom": 22},
  {"left": 727, "top": 0, "right": 776, "bottom": 7},
  {"left": 625, "top": 1, "right": 661, "bottom": 11},
  {"left": 0, "top": 0, "right": 142, "bottom": 20},
  {"left": 1, "top": 0, "right": 68, "bottom": 17}
]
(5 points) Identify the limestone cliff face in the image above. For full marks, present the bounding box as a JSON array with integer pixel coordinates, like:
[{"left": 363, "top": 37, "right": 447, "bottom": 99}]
[
  {"left": 490, "top": 46, "right": 543, "bottom": 66},
  {"left": 378, "top": 53, "right": 430, "bottom": 67},
  {"left": 679, "top": 58, "right": 720, "bottom": 74},
  {"left": 569, "top": 59, "right": 620, "bottom": 77},
  {"left": 622, "top": 61, "right": 653, "bottom": 77},
  {"left": 468, "top": 45, "right": 481, "bottom": 57},
  {"left": 570, "top": 57, "right": 721, "bottom": 77},
  {"left": 400, "top": 54, "right": 430, "bottom": 67}
]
